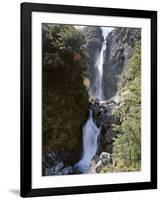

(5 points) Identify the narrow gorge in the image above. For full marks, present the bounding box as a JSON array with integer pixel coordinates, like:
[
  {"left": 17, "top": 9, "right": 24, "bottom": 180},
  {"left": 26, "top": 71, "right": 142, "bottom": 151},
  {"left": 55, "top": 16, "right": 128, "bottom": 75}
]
[
  {"left": 73, "top": 27, "right": 114, "bottom": 173},
  {"left": 42, "top": 24, "right": 141, "bottom": 175}
]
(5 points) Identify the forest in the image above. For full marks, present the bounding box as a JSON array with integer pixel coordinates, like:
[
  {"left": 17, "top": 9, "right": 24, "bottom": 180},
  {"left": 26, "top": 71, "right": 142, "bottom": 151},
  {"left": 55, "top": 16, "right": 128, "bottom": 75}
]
[{"left": 42, "top": 24, "right": 141, "bottom": 175}]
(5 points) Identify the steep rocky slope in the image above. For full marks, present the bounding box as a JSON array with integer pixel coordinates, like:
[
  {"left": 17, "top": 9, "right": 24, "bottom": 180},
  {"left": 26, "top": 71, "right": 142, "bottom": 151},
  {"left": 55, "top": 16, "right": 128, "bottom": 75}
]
[
  {"left": 82, "top": 26, "right": 103, "bottom": 96},
  {"left": 103, "top": 28, "right": 141, "bottom": 99}
]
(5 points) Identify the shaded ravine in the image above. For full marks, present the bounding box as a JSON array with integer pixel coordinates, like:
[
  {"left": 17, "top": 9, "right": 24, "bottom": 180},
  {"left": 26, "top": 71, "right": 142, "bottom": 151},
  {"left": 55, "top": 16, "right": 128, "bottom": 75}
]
[{"left": 74, "top": 27, "right": 111, "bottom": 173}]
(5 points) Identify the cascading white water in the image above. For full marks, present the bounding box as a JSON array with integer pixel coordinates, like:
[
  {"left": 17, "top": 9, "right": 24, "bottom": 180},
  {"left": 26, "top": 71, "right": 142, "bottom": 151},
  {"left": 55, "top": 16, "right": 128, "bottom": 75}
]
[
  {"left": 74, "top": 110, "right": 101, "bottom": 172},
  {"left": 74, "top": 27, "right": 112, "bottom": 173},
  {"left": 95, "top": 27, "right": 111, "bottom": 100}
]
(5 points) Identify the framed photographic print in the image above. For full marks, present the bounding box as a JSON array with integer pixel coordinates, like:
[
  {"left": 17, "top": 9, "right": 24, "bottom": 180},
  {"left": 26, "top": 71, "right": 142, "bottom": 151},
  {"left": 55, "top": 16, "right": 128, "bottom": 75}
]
[{"left": 21, "top": 2, "right": 157, "bottom": 197}]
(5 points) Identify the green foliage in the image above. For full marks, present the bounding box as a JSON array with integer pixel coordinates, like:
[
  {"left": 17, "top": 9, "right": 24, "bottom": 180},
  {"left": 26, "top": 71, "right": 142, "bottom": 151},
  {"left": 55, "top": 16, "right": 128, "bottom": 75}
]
[
  {"left": 42, "top": 24, "right": 86, "bottom": 68},
  {"left": 42, "top": 24, "right": 89, "bottom": 154},
  {"left": 103, "top": 41, "right": 141, "bottom": 172},
  {"left": 113, "top": 41, "right": 141, "bottom": 171}
]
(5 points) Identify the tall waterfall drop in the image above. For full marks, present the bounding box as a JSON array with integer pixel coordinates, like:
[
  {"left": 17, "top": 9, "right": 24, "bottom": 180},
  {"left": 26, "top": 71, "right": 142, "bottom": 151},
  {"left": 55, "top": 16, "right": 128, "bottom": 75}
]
[
  {"left": 95, "top": 27, "right": 110, "bottom": 100},
  {"left": 74, "top": 27, "right": 111, "bottom": 173}
]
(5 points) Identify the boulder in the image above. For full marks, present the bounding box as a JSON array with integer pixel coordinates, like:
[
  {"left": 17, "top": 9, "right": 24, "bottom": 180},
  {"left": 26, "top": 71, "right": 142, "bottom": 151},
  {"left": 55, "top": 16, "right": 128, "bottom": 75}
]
[
  {"left": 55, "top": 161, "right": 64, "bottom": 173},
  {"left": 113, "top": 95, "right": 121, "bottom": 105},
  {"left": 92, "top": 155, "right": 100, "bottom": 163},
  {"left": 57, "top": 171, "right": 63, "bottom": 175},
  {"left": 88, "top": 155, "right": 100, "bottom": 174},
  {"left": 45, "top": 167, "right": 55, "bottom": 176},
  {"left": 61, "top": 166, "right": 73, "bottom": 175},
  {"left": 95, "top": 160, "right": 103, "bottom": 173},
  {"left": 100, "top": 152, "right": 111, "bottom": 165}
]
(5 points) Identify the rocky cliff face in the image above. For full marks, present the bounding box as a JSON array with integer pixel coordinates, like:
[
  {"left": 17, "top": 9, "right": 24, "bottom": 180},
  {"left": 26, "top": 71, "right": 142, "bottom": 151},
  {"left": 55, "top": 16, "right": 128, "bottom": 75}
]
[
  {"left": 82, "top": 27, "right": 103, "bottom": 96},
  {"left": 103, "top": 28, "right": 141, "bottom": 99},
  {"left": 83, "top": 27, "right": 141, "bottom": 100}
]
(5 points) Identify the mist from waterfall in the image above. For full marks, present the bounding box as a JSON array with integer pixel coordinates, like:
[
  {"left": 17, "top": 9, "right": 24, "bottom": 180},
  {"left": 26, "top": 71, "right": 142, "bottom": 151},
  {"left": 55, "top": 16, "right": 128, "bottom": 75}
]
[{"left": 74, "top": 27, "right": 113, "bottom": 173}]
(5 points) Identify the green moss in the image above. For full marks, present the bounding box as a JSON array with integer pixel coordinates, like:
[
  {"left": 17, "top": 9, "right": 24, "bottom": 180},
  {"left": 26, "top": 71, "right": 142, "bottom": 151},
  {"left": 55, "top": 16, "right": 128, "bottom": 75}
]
[{"left": 42, "top": 24, "right": 89, "bottom": 154}]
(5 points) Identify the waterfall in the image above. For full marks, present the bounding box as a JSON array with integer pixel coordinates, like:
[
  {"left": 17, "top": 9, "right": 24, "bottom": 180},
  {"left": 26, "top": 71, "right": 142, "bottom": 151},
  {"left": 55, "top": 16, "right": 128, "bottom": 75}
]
[
  {"left": 74, "top": 110, "right": 101, "bottom": 173},
  {"left": 74, "top": 27, "right": 112, "bottom": 173},
  {"left": 95, "top": 27, "right": 110, "bottom": 101}
]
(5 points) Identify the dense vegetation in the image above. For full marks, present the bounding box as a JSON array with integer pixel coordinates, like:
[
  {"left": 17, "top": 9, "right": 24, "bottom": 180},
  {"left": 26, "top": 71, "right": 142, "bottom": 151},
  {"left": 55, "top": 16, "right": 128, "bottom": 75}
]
[
  {"left": 101, "top": 40, "right": 141, "bottom": 172},
  {"left": 42, "top": 24, "right": 88, "bottom": 157}
]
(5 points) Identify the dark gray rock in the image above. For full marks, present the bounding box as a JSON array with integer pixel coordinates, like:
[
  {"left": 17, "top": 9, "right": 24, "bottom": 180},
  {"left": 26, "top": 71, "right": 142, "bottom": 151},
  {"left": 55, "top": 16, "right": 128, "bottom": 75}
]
[
  {"left": 95, "top": 160, "right": 103, "bottom": 173},
  {"left": 61, "top": 166, "right": 73, "bottom": 175},
  {"left": 55, "top": 161, "right": 64, "bottom": 173},
  {"left": 88, "top": 97, "right": 121, "bottom": 153},
  {"left": 56, "top": 172, "right": 63, "bottom": 175},
  {"left": 100, "top": 152, "right": 111, "bottom": 165},
  {"left": 89, "top": 97, "right": 120, "bottom": 129},
  {"left": 103, "top": 28, "right": 141, "bottom": 100},
  {"left": 45, "top": 167, "right": 55, "bottom": 176},
  {"left": 44, "top": 160, "right": 65, "bottom": 176},
  {"left": 95, "top": 152, "right": 111, "bottom": 173},
  {"left": 82, "top": 26, "right": 103, "bottom": 96}
]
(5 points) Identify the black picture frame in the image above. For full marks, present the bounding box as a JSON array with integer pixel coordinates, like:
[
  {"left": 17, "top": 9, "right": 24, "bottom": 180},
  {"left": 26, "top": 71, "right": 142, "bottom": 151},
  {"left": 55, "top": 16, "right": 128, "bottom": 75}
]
[{"left": 21, "top": 2, "right": 157, "bottom": 197}]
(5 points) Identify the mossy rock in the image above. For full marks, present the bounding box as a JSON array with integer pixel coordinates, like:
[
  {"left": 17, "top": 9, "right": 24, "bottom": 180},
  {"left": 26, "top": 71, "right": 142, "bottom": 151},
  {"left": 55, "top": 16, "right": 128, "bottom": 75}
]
[{"left": 42, "top": 24, "right": 89, "bottom": 155}]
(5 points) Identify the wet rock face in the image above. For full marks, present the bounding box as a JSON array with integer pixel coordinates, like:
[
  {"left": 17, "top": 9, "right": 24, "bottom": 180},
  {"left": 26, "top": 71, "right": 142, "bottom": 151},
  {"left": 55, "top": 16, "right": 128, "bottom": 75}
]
[
  {"left": 82, "top": 26, "right": 104, "bottom": 96},
  {"left": 83, "top": 27, "right": 141, "bottom": 100},
  {"left": 83, "top": 26, "right": 103, "bottom": 67},
  {"left": 89, "top": 97, "right": 121, "bottom": 154},
  {"left": 89, "top": 97, "right": 121, "bottom": 127},
  {"left": 103, "top": 28, "right": 141, "bottom": 99}
]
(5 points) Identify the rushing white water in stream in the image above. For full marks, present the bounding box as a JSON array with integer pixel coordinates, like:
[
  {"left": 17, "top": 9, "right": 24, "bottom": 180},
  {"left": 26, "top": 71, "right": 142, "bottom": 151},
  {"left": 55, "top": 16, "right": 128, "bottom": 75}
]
[{"left": 74, "top": 28, "right": 112, "bottom": 173}]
